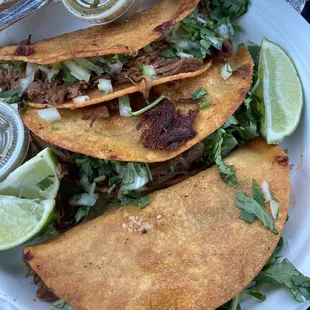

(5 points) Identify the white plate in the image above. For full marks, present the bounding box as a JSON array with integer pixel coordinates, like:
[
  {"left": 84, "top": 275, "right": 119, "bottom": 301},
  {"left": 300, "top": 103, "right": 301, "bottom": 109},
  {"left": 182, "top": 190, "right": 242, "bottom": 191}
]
[{"left": 1, "top": 0, "right": 310, "bottom": 309}]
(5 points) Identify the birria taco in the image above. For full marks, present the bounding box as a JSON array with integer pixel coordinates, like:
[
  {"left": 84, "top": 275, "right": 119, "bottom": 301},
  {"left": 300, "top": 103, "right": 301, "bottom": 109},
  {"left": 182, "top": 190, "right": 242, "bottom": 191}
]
[
  {"left": 23, "top": 139, "right": 290, "bottom": 310},
  {"left": 22, "top": 48, "right": 253, "bottom": 162},
  {"left": 0, "top": 0, "right": 243, "bottom": 109}
]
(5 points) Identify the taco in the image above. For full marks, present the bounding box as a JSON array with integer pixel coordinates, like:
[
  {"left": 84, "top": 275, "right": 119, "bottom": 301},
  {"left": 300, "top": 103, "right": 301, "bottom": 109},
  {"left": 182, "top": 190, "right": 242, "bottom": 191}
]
[
  {"left": 23, "top": 139, "right": 290, "bottom": 310},
  {"left": 22, "top": 48, "right": 253, "bottom": 163},
  {"left": 0, "top": 0, "right": 246, "bottom": 109}
]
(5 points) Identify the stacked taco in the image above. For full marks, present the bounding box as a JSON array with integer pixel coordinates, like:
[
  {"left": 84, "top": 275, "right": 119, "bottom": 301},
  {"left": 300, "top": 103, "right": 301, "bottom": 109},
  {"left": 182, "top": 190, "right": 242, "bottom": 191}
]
[{"left": 0, "top": 0, "right": 295, "bottom": 309}]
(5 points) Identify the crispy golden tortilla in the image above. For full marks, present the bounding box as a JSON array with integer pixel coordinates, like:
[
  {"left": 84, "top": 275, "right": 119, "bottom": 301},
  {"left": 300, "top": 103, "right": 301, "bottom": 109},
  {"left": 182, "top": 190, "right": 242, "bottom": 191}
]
[
  {"left": 0, "top": 0, "right": 199, "bottom": 65},
  {"left": 28, "top": 61, "right": 212, "bottom": 109},
  {"left": 23, "top": 139, "right": 290, "bottom": 310},
  {"left": 0, "top": 0, "right": 204, "bottom": 109},
  {"left": 22, "top": 48, "right": 253, "bottom": 163}
]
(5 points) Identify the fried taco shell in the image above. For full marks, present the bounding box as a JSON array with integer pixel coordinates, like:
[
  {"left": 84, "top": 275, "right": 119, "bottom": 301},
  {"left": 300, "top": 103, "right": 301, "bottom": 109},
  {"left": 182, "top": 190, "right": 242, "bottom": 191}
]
[
  {"left": 22, "top": 48, "right": 253, "bottom": 163},
  {"left": 23, "top": 138, "right": 290, "bottom": 310},
  {"left": 0, "top": 0, "right": 210, "bottom": 109},
  {"left": 0, "top": 0, "right": 199, "bottom": 65}
]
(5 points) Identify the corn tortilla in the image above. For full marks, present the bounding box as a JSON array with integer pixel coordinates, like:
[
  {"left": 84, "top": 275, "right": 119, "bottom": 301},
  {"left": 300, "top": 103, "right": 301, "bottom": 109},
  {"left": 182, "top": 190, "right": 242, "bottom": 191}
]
[
  {"left": 23, "top": 139, "right": 290, "bottom": 310},
  {"left": 22, "top": 48, "right": 253, "bottom": 163},
  {"left": 0, "top": 0, "right": 199, "bottom": 65}
]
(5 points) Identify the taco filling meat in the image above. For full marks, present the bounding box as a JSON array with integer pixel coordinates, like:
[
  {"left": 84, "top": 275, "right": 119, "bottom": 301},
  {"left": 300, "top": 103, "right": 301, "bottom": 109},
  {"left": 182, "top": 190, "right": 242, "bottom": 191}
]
[{"left": 0, "top": 0, "right": 238, "bottom": 107}]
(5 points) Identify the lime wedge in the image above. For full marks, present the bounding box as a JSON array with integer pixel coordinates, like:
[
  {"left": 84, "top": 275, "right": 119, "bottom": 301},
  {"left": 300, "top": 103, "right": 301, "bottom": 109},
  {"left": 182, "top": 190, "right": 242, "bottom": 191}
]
[
  {"left": 0, "top": 148, "right": 60, "bottom": 200},
  {"left": 0, "top": 196, "right": 55, "bottom": 250},
  {"left": 257, "top": 37, "right": 303, "bottom": 144}
]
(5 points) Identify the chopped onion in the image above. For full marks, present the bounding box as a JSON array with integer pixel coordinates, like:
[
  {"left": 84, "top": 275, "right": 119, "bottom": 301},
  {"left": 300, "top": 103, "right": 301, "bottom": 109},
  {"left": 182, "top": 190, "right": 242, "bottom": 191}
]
[
  {"left": 221, "top": 63, "right": 233, "bottom": 80},
  {"left": 38, "top": 65, "right": 50, "bottom": 75},
  {"left": 208, "top": 37, "right": 223, "bottom": 50},
  {"left": 25, "top": 63, "right": 37, "bottom": 75},
  {"left": 217, "top": 24, "right": 230, "bottom": 40},
  {"left": 108, "top": 58, "right": 123, "bottom": 74},
  {"left": 38, "top": 65, "right": 59, "bottom": 82},
  {"left": 176, "top": 52, "right": 194, "bottom": 58},
  {"left": 75, "top": 58, "right": 103, "bottom": 75},
  {"left": 80, "top": 174, "right": 91, "bottom": 192},
  {"left": 70, "top": 193, "right": 99, "bottom": 207},
  {"left": 98, "top": 79, "right": 113, "bottom": 94},
  {"left": 37, "top": 108, "right": 61, "bottom": 122},
  {"left": 64, "top": 60, "right": 91, "bottom": 82},
  {"left": 262, "top": 181, "right": 280, "bottom": 220},
  {"left": 120, "top": 163, "right": 149, "bottom": 192},
  {"left": 197, "top": 17, "right": 207, "bottom": 24},
  {"left": 73, "top": 95, "right": 90, "bottom": 104},
  {"left": 89, "top": 182, "right": 96, "bottom": 196},
  {"left": 0, "top": 64, "right": 9, "bottom": 69},
  {"left": 141, "top": 65, "right": 157, "bottom": 80},
  {"left": 20, "top": 63, "right": 37, "bottom": 91},
  {"left": 119, "top": 95, "right": 132, "bottom": 117},
  {"left": 47, "top": 68, "right": 59, "bottom": 82},
  {"left": 20, "top": 74, "right": 35, "bottom": 91},
  {"left": 176, "top": 40, "right": 191, "bottom": 51}
]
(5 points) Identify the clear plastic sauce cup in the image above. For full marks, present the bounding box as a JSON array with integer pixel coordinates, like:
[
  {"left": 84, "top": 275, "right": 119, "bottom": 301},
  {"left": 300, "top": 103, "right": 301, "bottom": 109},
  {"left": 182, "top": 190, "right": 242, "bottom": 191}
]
[
  {"left": 61, "top": 0, "right": 143, "bottom": 25},
  {"left": 0, "top": 102, "right": 30, "bottom": 182}
]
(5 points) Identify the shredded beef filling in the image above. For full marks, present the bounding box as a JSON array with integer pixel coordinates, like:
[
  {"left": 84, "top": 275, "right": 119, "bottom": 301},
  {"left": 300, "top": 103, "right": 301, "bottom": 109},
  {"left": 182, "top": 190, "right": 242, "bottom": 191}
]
[
  {"left": 0, "top": 66, "right": 24, "bottom": 91},
  {"left": 118, "top": 41, "right": 203, "bottom": 83},
  {"left": 0, "top": 40, "right": 204, "bottom": 105},
  {"left": 26, "top": 71, "right": 89, "bottom": 105},
  {"left": 137, "top": 94, "right": 199, "bottom": 150},
  {"left": 25, "top": 266, "right": 58, "bottom": 301}
]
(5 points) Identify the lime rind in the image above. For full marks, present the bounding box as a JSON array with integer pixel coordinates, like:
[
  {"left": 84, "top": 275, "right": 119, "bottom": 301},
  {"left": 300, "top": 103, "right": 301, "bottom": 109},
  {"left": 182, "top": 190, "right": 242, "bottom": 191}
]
[
  {"left": 258, "top": 37, "right": 304, "bottom": 144},
  {"left": 0, "top": 196, "right": 55, "bottom": 251},
  {"left": 0, "top": 148, "right": 60, "bottom": 200}
]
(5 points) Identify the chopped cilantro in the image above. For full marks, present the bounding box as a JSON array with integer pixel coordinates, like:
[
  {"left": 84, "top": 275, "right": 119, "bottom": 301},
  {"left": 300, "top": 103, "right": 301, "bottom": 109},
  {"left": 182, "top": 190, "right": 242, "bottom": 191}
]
[
  {"left": 75, "top": 206, "right": 91, "bottom": 223},
  {"left": 37, "top": 176, "right": 54, "bottom": 191},
  {"left": 140, "top": 195, "right": 149, "bottom": 209},
  {"left": 235, "top": 191, "right": 278, "bottom": 234},
  {"left": 216, "top": 156, "right": 239, "bottom": 187},
  {"left": 0, "top": 89, "right": 21, "bottom": 98},
  {"left": 198, "top": 99, "right": 211, "bottom": 109},
  {"left": 17, "top": 103, "right": 27, "bottom": 115},
  {"left": 192, "top": 87, "right": 208, "bottom": 100},
  {"left": 255, "top": 259, "right": 310, "bottom": 303},
  {"left": 160, "top": 49, "right": 178, "bottom": 59},
  {"left": 252, "top": 179, "right": 265, "bottom": 206}
]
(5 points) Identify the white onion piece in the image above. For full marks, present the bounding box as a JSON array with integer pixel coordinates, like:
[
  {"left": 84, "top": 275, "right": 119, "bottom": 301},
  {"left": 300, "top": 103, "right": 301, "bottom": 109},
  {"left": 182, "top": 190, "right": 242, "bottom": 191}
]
[
  {"left": 98, "top": 79, "right": 113, "bottom": 94},
  {"left": 119, "top": 95, "right": 132, "bottom": 117},
  {"left": 176, "top": 40, "right": 191, "bottom": 51},
  {"left": 176, "top": 52, "right": 194, "bottom": 58},
  {"left": 38, "top": 65, "right": 50, "bottom": 75},
  {"left": 197, "top": 17, "right": 207, "bottom": 24},
  {"left": 20, "top": 63, "right": 37, "bottom": 91},
  {"left": 221, "top": 63, "right": 233, "bottom": 80},
  {"left": 120, "top": 163, "right": 149, "bottom": 191},
  {"left": 141, "top": 65, "right": 157, "bottom": 79},
  {"left": 64, "top": 60, "right": 91, "bottom": 82},
  {"left": 25, "top": 63, "right": 38, "bottom": 75},
  {"left": 217, "top": 24, "right": 230, "bottom": 40},
  {"left": 37, "top": 108, "right": 61, "bottom": 122},
  {"left": 75, "top": 58, "right": 103, "bottom": 74},
  {"left": 208, "top": 37, "right": 223, "bottom": 50},
  {"left": 262, "top": 181, "right": 280, "bottom": 220},
  {"left": 108, "top": 59, "right": 123, "bottom": 74},
  {"left": 73, "top": 95, "right": 90, "bottom": 104},
  {"left": 70, "top": 193, "right": 99, "bottom": 207},
  {"left": 20, "top": 74, "right": 34, "bottom": 91},
  {"left": 47, "top": 68, "right": 59, "bottom": 82}
]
